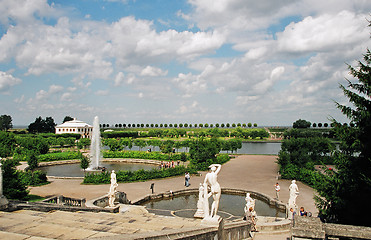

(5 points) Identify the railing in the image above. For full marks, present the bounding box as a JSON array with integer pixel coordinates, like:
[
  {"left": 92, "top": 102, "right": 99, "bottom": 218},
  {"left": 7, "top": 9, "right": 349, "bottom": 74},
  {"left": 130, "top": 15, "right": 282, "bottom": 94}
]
[{"left": 43, "top": 195, "right": 86, "bottom": 207}]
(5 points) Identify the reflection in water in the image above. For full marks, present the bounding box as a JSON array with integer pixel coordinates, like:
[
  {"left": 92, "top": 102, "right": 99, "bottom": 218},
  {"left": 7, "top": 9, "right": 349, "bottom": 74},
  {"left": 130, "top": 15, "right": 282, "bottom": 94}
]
[
  {"left": 38, "top": 162, "right": 156, "bottom": 177},
  {"left": 120, "top": 142, "right": 282, "bottom": 155},
  {"left": 143, "top": 193, "right": 285, "bottom": 218}
]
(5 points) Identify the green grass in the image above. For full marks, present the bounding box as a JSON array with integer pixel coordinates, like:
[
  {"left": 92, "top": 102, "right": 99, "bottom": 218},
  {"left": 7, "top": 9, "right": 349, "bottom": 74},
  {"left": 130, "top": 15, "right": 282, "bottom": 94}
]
[{"left": 25, "top": 194, "right": 45, "bottom": 202}]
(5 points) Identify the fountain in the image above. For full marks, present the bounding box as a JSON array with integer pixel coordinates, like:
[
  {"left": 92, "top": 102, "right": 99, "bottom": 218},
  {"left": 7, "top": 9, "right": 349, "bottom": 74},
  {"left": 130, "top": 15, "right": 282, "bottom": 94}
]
[{"left": 88, "top": 116, "right": 102, "bottom": 170}]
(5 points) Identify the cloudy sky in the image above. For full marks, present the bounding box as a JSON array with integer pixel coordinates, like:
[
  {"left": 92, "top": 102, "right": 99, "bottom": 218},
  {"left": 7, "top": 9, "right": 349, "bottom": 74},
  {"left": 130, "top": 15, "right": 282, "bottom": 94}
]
[{"left": 0, "top": 0, "right": 370, "bottom": 126}]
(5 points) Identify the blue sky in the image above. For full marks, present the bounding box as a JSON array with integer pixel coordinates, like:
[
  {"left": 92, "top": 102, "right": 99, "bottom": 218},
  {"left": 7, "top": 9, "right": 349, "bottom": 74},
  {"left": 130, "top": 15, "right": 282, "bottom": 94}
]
[{"left": 0, "top": 0, "right": 370, "bottom": 126}]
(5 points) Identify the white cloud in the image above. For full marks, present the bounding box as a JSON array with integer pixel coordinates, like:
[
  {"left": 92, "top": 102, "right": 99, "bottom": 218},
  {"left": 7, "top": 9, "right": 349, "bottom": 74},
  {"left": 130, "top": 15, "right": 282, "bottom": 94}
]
[
  {"left": 140, "top": 66, "right": 168, "bottom": 77},
  {"left": 114, "top": 72, "right": 125, "bottom": 86},
  {"left": 277, "top": 11, "right": 369, "bottom": 53},
  {"left": 0, "top": 71, "right": 22, "bottom": 92},
  {"left": 95, "top": 90, "right": 109, "bottom": 96}
]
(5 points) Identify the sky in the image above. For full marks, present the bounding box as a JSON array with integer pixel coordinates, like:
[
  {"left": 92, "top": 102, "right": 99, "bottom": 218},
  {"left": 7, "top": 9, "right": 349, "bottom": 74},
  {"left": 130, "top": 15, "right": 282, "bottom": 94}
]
[{"left": 0, "top": 0, "right": 370, "bottom": 127}]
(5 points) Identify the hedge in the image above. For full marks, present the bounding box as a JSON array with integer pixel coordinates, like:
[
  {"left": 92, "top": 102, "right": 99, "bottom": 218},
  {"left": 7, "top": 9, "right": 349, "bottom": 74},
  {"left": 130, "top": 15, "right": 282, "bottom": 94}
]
[
  {"left": 103, "top": 150, "right": 189, "bottom": 161},
  {"left": 83, "top": 166, "right": 197, "bottom": 184},
  {"left": 37, "top": 151, "right": 82, "bottom": 162},
  {"left": 101, "top": 131, "right": 139, "bottom": 139}
]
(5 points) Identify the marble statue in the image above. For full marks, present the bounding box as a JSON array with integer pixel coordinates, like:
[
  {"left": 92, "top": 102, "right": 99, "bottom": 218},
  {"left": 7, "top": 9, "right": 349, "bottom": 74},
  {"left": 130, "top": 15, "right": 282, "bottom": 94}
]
[
  {"left": 194, "top": 183, "right": 205, "bottom": 218},
  {"left": 288, "top": 180, "right": 299, "bottom": 208},
  {"left": 244, "top": 193, "right": 256, "bottom": 213},
  {"left": 203, "top": 164, "right": 222, "bottom": 220},
  {"left": 108, "top": 170, "right": 118, "bottom": 207}
]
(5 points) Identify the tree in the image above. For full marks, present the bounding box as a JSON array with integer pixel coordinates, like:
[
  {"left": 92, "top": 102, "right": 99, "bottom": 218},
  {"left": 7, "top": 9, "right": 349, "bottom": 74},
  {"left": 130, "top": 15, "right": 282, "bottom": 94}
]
[
  {"left": 27, "top": 116, "right": 56, "bottom": 133},
  {"left": 293, "top": 119, "right": 311, "bottom": 129},
  {"left": 77, "top": 138, "right": 91, "bottom": 149},
  {"left": 312, "top": 123, "right": 317, "bottom": 128},
  {"left": 80, "top": 155, "right": 90, "bottom": 173},
  {"left": 248, "top": 123, "right": 252, "bottom": 128},
  {"left": 253, "top": 123, "right": 258, "bottom": 127},
  {"left": 1, "top": 158, "right": 28, "bottom": 199},
  {"left": 0, "top": 131, "right": 16, "bottom": 157},
  {"left": 314, "top": 48, "right": 371, "bottom": 226},
  {"left": 0, "top": 115, "right": 13, "bottom": 130},
  {"left": 63, "top": 116, "right": 74, "bottom": 123},
  {"left": 26, "top": 151, "right": 38, "bottom": 171}
]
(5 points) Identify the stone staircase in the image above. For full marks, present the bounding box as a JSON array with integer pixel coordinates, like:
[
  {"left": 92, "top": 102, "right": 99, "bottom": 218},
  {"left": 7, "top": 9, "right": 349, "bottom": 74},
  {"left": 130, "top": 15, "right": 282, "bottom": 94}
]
[{"left": 0, "top": 206, "right": 202, "bottom": 240}]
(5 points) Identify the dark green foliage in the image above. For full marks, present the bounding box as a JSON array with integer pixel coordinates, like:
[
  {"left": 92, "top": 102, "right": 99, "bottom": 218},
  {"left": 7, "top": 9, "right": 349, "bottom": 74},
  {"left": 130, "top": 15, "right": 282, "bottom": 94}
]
[
  {"left": 0, "top": 115, "right": 12, "bottom": 130},
  {"left": 77, "top": 138, "right": 91, "bottom": 149},
  {"left": 189, "top": 138, "right": 221, "bottom": 170},
  {"left": 83, "top": 166, "right": 197, "bottom": 184},
  {"left": 27, "top": 116, "right": 56, "bottom": 133},
  {"left": 101, "top": 131, "right": 139, "bottom": 138},
  {"left": 0, "top": 131, "right": 17, "bottom": 157},
  {"left": 80, "top": 155, "right": 90, "bottom": 171},
  {"left": 63, "top": 116, "right": 74, "bottom": 123},
  {"left": 19, "top": 170, "right": 48, "bottom": 186},
  {"left": 293, "top": 119, "right": 311, "bottom": 128},
  {"left": 1, "top": 158, "right": 28, "bottom": 199},
  {"left": 103, "top": 150, "right": 189, "bottom": 161},
  {"left": 314, "top": 48, "right": 371, "bottom": 226},
  {"left": 26, "top": 151, "right": 38, "bottom": 171},
  {"left": 15, "top": 136, "right": 49, "bottom": 155}
]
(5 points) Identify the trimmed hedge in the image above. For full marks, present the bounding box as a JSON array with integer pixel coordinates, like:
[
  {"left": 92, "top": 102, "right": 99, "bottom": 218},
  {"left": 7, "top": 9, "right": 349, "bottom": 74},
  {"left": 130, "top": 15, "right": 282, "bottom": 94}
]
[
  {"left": 37, "top": 151, "right": 82, "bottom": 162},
  {"left": 83, "top": 166, "right": 197, "bottom": 184},
  {"left": 103, "top": 150, "right": 189, "bottom": 161},
  {"left": 101, "top": 131, "right": 139, "bottom": 139}
]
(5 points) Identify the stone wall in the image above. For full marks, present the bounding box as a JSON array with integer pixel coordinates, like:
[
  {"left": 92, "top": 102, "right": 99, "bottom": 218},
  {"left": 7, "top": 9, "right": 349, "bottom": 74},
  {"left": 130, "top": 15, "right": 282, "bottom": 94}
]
[{"left": 292, "top": 215, "right": 371, "bottom": 240}]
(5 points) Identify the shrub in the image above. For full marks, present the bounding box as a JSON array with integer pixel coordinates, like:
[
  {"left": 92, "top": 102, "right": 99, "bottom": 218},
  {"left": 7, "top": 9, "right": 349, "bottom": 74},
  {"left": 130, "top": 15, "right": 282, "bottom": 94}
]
[
  {"left": 19, "top": 170, "right": 48, "bottom": 186},
  {"left": 38, "top": 151, "right": 82, "bottom": 162},
  {"left": 83, "top": 166, "right": 197, "bottom": 184}
]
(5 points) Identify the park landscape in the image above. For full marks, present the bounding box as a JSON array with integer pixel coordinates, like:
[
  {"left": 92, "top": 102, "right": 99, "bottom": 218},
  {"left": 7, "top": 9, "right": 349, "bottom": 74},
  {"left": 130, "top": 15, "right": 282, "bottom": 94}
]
[
  {"left": 0, "top": 1, "right": 370, "bottom": 239},
  {"left": 0, "top": 47, "right": 371, "bottom": 238}
]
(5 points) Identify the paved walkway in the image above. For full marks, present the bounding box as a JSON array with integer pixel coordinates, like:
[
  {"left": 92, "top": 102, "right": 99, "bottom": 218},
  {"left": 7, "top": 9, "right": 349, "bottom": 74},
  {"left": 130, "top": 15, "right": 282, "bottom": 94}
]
[
  {"left": 29, "top": 155, "right": 317, "bottom": 214},
  {"left": 25, "top": 155, "right": 316, "bottom": 240}
]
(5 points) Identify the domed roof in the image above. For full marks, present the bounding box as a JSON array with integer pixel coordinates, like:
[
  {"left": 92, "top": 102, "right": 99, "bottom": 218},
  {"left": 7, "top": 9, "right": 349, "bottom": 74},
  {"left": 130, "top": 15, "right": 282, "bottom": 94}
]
[{"left": 56, "top": 118, "right": 92, "bottom": 128}]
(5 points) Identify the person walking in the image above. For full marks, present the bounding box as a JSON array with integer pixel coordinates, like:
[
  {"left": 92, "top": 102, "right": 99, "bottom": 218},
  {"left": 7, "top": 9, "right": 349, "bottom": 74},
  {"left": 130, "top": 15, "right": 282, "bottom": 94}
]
[
  {"left": 275, "top": 182, "right": 280, "bottom": 200},
  {"left": 185, "top": 172, "right": 190, "bottom": 187}
]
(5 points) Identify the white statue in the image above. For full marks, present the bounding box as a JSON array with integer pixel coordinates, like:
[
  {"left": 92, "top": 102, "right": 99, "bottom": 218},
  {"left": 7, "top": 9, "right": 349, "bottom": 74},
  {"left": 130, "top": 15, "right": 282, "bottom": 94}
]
[
  {"left": 203, "top": 164, "right": 222, "bottom": 220},
  {"left": 194, "top": 183, "right": 205, "bottom": 218},
  {"left": 244, "top": 193, "right": 256, "bottom": 213},
  {"left": 108, "top": 170, "right": 118, "bottom": 207},
  {"left": 288, "top": 180, "right": 299, "bottom": 208}
]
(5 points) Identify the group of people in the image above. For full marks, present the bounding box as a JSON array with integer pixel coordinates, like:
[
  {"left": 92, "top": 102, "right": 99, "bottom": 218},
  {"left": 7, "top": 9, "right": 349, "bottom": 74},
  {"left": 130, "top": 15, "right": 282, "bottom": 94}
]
[{"left": 160, "top": 160, "right": 179, "bottom": 169}]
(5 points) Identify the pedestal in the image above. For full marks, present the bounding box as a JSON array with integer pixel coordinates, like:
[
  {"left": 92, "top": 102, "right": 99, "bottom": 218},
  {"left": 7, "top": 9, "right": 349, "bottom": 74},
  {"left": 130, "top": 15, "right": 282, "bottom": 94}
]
[
  {"left": 0, "top": 195, "right": 9, "bottom": 210},
  {"left": 194, "top": 208, "right": 204, "bottom": 218},
  {"left": 201, "top": 215, "right": 222, "bottom": 226}
]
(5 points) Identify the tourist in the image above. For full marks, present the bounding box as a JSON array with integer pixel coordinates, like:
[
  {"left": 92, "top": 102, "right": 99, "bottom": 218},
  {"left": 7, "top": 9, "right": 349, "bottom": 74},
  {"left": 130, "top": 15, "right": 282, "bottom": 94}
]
[
  {"left": 185, "top": 172, "right": 190, "bottom": 187},
  {"left": 299, "top": 207, "right": 307, "bottom": 216},
  {"left": 275, "top": 182, "right": 280, "bottom": 200},
  {"left": 290, "top": 208, "right": 296, "bottom": 224},
  {"left": 244, "top": 207, "right": 258, "bottom": 232}
]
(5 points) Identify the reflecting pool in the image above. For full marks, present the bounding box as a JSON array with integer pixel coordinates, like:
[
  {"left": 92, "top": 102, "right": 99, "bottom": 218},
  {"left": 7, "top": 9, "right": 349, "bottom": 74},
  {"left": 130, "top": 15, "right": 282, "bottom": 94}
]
[{"left": 142, "top": 193, "right": 285, "bottom": 219}]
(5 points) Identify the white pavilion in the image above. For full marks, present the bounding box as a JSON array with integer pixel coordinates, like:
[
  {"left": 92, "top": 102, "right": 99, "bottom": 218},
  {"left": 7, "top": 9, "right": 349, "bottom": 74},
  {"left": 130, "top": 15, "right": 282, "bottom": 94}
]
[{"left": 55, "top": 118, "right": 93, "bottom": 138}]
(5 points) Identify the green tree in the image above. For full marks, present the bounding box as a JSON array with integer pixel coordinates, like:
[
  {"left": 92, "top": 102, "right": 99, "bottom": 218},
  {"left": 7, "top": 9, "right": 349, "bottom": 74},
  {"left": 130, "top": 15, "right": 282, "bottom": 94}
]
[
  {"left": 1, "top": 158, "right": 28, "bottom": 199},
  {"left": 63, "top": 116, "right": 74, "bottom": 123},
  {"left": 189, "top": 138, "right": 220, "bottom": 170},
  {"left": 27, "top": 116, "right": 56, "bottom": 133},
  {"left": 0, "top": 131, "right": 17, "bottom": 157},
  {"left": 80, "top": 155, "right": 90, "bottom": 173},
  {"left": 248, "top": 123, "right": 252, "bottom": 128},
  {"left": 26, "top": 151, "right": 38, "bottom": 171},
  {"left": 77, "top": 138, "right": 91, "bottom": 149},
  {"left": 253, "top": 123, "right": 258, "bottom": 127},
  {"left": 314, "top": 48, "right": 371, "bottom": 226},
  {"left": 0, "top": 115, "right": 13, "bottom": 130},
  {"left": 293, "top": 119, "right": 311, "bottom": 128},
  {"left": 134, "top": 139, "right": 147, "bottom": 151}
]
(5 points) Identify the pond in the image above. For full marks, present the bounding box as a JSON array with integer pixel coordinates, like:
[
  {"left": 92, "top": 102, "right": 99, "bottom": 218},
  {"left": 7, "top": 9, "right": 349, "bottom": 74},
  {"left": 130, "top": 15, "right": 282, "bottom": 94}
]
[
  {"left": 38, "top": 162, "right": 157, "bottom": 177},
  {"left": 142, "top": 193, "right": 285, "bottom": 219},
  {"left": 119, "top": 142, "right": 282, "bottom": 155}
]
